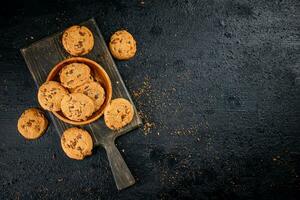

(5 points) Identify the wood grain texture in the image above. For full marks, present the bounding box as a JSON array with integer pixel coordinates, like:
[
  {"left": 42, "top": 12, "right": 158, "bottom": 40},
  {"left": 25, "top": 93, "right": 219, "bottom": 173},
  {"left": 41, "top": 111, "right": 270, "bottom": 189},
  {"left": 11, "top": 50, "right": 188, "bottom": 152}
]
[{"left": 21, "top": 18, "right": 141, "bottom": 190}]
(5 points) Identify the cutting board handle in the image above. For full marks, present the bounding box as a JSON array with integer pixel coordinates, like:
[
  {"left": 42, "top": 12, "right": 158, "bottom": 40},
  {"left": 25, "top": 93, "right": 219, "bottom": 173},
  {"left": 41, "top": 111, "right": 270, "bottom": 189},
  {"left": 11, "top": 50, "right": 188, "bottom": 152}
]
[{"left": 104, "top": 140, "right": 135, "bottom": 190}]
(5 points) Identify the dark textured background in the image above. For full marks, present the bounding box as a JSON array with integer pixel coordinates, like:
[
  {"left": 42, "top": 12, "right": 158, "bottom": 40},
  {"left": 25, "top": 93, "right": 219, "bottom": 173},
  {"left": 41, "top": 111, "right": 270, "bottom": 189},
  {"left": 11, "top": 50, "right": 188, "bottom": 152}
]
[{"left": 0, "top": 0, "right": 299, "bottom": 199}]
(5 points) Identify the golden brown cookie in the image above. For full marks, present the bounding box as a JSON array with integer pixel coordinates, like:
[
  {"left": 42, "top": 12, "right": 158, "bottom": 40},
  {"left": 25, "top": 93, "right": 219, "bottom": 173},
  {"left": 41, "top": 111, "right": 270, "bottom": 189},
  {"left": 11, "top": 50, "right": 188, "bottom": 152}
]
[
  {"left": 61, "top": 127, "right": 93, "bottom": 160},
  {"left": 59, "top": 63, "right": 91, "bottom": 89},
  {"left": 68, "top": 75, "right": 94, "bottom": 93},
  {"left": 109, "top": 30, "right": 137, "bottom": 60},
  {"left": 62, "top": 25, "right": 94, "bottom": 56},
  {"left": 104, "top": 98, "right": 134, "bottom": 130},
  {"left": 17, "top": 108, "right": 48, "bottom": 140},
  {"left": 61, "top": 93, "right": 95, "bottom": 121},
  {"left": 38, "top": 81, "right": 69, "bottom": 111},
  {"left": 73, "top": 82, "right": 105, "bottom": 111}
]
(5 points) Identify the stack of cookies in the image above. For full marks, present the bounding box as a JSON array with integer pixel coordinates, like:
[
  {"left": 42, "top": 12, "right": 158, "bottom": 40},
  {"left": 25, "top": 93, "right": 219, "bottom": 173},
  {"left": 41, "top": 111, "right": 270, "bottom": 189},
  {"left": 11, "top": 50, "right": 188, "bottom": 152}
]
[
  {"left": 38, "top": 63, "right": 106, "bottom": 122},
  {"left": 18, "top": 25, "right": 137, "bottom": 160}
]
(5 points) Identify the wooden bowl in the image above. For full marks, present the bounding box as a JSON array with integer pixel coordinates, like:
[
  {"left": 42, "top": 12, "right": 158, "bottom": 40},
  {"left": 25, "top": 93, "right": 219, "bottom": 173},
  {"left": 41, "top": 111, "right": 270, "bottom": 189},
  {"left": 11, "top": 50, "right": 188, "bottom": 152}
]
[{"left": 47, "top": 57, "right": 112, "bottom": 125}]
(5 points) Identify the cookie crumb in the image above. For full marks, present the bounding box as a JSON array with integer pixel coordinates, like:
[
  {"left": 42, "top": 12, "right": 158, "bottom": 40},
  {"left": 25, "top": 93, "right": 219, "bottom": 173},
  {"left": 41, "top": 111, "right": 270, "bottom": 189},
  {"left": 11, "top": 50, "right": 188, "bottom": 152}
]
[
  {"left": 143, "top": 122, "right": 155, "bottom": 134},
  {"left": 133, "top": 76, "right": 151, "bottom": 99}
]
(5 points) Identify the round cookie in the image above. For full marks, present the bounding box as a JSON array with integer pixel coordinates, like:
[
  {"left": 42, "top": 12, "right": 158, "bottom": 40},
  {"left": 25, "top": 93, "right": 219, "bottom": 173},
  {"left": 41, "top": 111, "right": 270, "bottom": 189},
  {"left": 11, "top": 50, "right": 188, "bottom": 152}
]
[
  {"left": 68, "top": 75, "right": 94, "bottom": 93},
  {"left": 62, "top": 25, "right": 94, "bottom": 56},
  {"left": 59, "top": 63, "right": 91, "bottom": 89},
  {"left": 109, "top": 30, "right": 137, "bottom": 60},
  {"left": 61, "top": 127, "right": 93, "bottom": 160},
  {"left": 17, "top": 108, "right": 48, "bottom": 140},
  {"left": 61, "top": 93, "right": 95, "bottom": 121},
  {"left": 104, "top": 98, "right": 134, "bottom": 130},
  {"left": 73, "top": 82, "right": 105, "bottom": 111},
  {"left": 38, "top": 81, "right": 69, "bottom": 111}
]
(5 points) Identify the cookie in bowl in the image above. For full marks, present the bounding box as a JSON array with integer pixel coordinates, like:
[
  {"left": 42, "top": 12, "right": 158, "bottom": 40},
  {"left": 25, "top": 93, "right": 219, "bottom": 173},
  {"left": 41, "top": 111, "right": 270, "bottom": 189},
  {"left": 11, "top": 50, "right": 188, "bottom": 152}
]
[
  {"left": 73, "top": 81, "right": 105, "bottom": 111},
  {"left": 60, "top": 93, "right": 95, "bottom": 122},
  {"left": 38, "top": 81, "right": 69, "bottom": 111},
  {"left": 59, "top": 63, "right": 91, "bottom": 89}
]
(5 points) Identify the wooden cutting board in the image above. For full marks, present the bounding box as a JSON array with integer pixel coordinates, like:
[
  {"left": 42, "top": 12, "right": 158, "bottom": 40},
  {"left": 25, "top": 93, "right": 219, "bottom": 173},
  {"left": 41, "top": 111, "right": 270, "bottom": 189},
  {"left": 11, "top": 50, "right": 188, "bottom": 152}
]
[{"left": 21, "top": 18, "right": 142, "bottom": 190}]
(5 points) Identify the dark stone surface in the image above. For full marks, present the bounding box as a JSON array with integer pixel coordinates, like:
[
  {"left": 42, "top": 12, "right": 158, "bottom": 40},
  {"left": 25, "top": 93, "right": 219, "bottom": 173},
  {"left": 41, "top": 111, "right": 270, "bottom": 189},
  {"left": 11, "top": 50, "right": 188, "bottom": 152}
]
[{"left": 0, "top": 0, "right": 299, "bottom": 199}]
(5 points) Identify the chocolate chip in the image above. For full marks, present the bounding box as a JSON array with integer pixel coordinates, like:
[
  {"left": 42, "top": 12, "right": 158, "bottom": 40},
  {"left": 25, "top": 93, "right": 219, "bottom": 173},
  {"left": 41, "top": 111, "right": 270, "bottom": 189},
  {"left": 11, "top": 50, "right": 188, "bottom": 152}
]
[
  {"left": 77, "top": 147, "right": 82, "bottom": 151},
  {"left": 35, "top": 125, "right": 40, "bottom": 131},
  {"left": 78, "top": 49, "right": 85, "bottom": 55},
  {"left": 76, "top": 134, "right": 82, "bottom": 139},
  {"left": 79, "top": 31, "right": 86, "bottom": 36},
  {"left": 78, "top": 41, "right": 83, "bottom": 47},
  {"left": 67, "top": 80, "right": 74, "bottom": 85}
]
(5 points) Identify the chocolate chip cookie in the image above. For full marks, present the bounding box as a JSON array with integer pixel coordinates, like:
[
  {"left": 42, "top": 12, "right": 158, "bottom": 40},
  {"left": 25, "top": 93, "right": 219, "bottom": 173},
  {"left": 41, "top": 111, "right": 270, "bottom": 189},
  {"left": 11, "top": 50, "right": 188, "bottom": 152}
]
[
  {"left": 104, "top": 98, "right": 134, "bottom": 130},
  {"left": 61, "top": 93, "right": 95, "bottom": 121},
  {"left": 62, "top": 25, "right": 94, "bottom": 56},
  {"left": 59, "top": 63, "right": 91, "bottom": 89},
  {"left": 109, "top": 30, "right": 137, "bottom": 60},
  {"left": 38, "top": 81, "right": 69, "bottom": 111},
  {"left": 61, "top": 127, "right": 93, "bottom": 160},
  {"left": 17, "top": 108, "right": 48, "bottom": 139},
  {"left": 73, "top": 82, "right": 105, "bottom": 111}
]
